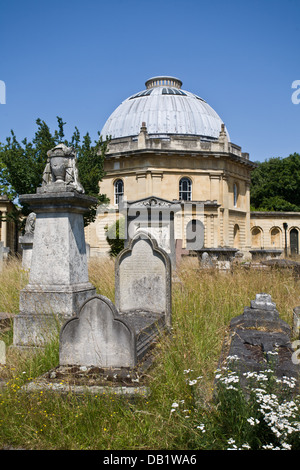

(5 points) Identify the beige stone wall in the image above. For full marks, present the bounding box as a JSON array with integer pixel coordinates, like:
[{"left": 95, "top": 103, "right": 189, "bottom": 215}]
[{"left": 250, "top": 212, "right": 300, "bottom": 254}]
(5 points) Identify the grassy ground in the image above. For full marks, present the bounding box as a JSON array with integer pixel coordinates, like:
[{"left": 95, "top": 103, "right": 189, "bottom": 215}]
[{"left": 0, "top": 256, "right": 299, "bottom": 450}]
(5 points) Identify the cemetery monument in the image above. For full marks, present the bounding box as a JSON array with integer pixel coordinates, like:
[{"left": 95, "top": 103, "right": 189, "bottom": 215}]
[{"left": 13, "top": 144, "right": 97, "bottom": 348}]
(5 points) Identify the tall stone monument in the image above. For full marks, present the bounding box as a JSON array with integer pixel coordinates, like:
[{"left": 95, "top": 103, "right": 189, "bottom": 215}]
[{"left": 13, "top": 144, "right": 97, "bottom": 348}]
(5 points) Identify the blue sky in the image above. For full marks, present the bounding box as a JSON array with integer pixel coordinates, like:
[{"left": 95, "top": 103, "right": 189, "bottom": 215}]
[{"left": 0, "top": 0, "right": 299, "bottom": 162}]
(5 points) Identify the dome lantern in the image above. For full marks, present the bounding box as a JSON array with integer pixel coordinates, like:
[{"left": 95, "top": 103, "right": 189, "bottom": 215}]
[{"left": 145, "top": 76, "right": 183, "bottom": 90}]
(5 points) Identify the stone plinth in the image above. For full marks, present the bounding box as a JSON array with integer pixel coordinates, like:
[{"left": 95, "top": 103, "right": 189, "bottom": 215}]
[
  {"left": 13, "top": 190, "right": 97, "bottom": 348},
  {"left": 249, "top": 249, "right": 283, "bottom": 261},
  {"left": 197, "top": 247, "right": 238, "bottom": 270},
  {"left": 19, "top": 233, "right": 34, "bottom": 270}
]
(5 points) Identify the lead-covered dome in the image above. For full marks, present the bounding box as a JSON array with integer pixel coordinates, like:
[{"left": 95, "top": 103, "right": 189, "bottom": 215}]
[{"left": 101, "top": 76, "right": 229, "bottom": 141}]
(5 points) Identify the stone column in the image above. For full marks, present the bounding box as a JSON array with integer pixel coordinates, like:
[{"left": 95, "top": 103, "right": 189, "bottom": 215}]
[
  {"left": 13, "top": 143, "right": 97, "bottom": 348},
  {"left": 244, "top": 181, "right": 252, "bottom": 251},
  {"left": 1, "top": 210, "right": 7, "bottom": 246},
  {"left": 222, "top": 175, "right": 229, "bottom": 246}
]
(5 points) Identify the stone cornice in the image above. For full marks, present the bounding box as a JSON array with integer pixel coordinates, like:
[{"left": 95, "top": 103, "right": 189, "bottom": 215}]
[{"left": 105, "top": 148, "right": 256, "bottom": 169}]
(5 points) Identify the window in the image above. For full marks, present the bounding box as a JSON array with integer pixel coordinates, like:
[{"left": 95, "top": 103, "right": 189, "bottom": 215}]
[
  {"left": 233, "top": 183, "right": 238, "bottom": 207},
  {"left": 179, "top": 177, "right": 192, "bottom": 201},
  {"left": 114, "top": 179, "right": 124, "bottom": 205}
]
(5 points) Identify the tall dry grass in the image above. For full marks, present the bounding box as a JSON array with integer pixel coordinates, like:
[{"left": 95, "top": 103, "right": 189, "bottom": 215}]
[
  {"left": 0, "top": 255, "right": 28, "bottom": 315},
  {"left": 0, "top": 255, "right": 299, "bottom": 449}
]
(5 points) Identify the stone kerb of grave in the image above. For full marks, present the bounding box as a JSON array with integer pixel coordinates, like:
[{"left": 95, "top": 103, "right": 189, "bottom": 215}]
[
  {"left": 219, "top": 293, "right": 299, "bottom": 389},
  {"left": 59, "top": 231, "right": 171, "bottom": 370}
]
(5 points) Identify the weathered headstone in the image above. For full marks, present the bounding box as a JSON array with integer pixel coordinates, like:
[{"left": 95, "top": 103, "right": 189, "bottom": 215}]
[
  {"left": 219, "top": 293, "right": 299, "bottom": 388},
  {"left": 59, "top": 230, "right": 171, "bottom": 370},
  {"left": 13, "top": 144, "right": 97, "bottom": 348},
  {"left": 60, "top": 295, "right": 136, "bottom": 368},
  {"left": 115, "top": 230, "right": 171, "bottom": 328}
]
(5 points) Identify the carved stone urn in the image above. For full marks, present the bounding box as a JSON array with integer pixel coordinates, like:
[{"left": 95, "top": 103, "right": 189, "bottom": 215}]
[
  {"left": 40, "top": 143, "right": 85, "bottom": 193},
  {"left": 50, "top": 155, "right": 68, "bottom": 183}
]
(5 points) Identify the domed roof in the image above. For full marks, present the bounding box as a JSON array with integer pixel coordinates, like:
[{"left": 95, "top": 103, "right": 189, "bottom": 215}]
[{"left": 101, "top": 76, "right": 229, "bottom": 141}]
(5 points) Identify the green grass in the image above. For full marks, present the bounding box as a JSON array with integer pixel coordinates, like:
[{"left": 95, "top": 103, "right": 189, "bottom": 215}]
[{"left": 0, "top": 256, "right": 299, "bottom": 450}]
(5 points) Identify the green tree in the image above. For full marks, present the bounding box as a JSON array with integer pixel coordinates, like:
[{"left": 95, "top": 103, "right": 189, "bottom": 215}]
[
  {"left": 105, "top": 217, "right": 125, "bottom": 256},
  {"left": 0, "top": 117, "right": 110, "bottom": 227},
  {"left": 250, "top": 153, "right": 300, "bottom": 211}
]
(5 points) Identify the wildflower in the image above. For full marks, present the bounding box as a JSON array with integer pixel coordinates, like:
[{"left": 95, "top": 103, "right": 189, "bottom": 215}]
[
  {"left": 281, "top": 443, "right": 292, "bottom": 450},
  {"left": 247, "top": 417, "right": 260, "bottom": 426},
  {"left": 262, "top": 444, "right": 276, "bottom": 450},
  {"left": 188, "top": 379, "right": 197, "bottom": 386},
  {"left": 227, "top": 438, "right": 238, "bottom": 450},
  {"left": 171, "top": 402, "right": 179, "bottom": 413},
  {"left": 241, "top": 443, "right": 251, "bottom": 450},
  {"left": 226, "top": 355, "right": 239, "bottom": 362},
  {"left": 196, "top": 423, "right": 206, "bottom": 433}
]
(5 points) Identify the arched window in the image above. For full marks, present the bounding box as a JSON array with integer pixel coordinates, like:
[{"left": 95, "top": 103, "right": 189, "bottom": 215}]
[
  {"left": 179, "top": 177, "right": 192, "bottom": 201},
  {"left": 114, "top": 179, "right": 124, "bottom": 205},
  {"left": 233, "top": 183, "right": 238, "bottom": 207}
]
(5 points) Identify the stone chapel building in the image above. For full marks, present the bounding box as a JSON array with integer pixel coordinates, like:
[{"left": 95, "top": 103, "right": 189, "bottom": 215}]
[{"left": 84, "top": 76, "right": 300, "bottom": 261}]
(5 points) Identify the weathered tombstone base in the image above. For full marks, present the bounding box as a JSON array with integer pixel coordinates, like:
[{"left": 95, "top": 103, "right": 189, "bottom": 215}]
[
  {"left": 219, "top": 293, "right": 299, "bottom": 392},
  {"left": 22, "top": 365, "right": 150, "bottom": 397},
  {"left": 14, "top": 283, "right": 96, "bottom": 348}
]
